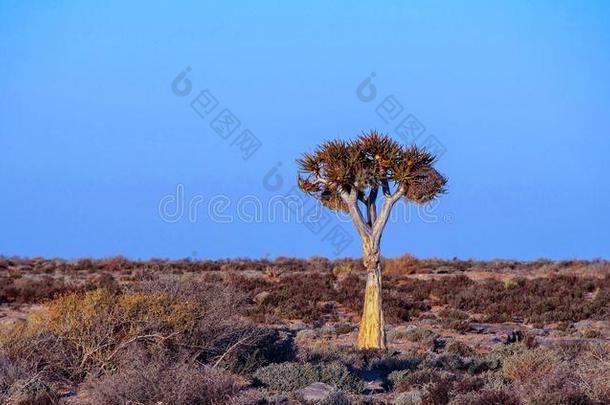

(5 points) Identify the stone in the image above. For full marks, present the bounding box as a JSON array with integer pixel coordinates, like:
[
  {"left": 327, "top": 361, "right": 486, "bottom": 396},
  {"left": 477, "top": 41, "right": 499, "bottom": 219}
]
[{"left": 298, "top": 382, "right": 336, "bottom": 403}]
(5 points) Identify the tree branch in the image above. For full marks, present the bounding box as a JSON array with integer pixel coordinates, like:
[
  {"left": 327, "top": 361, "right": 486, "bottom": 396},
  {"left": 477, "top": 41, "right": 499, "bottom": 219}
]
[
  {"left": 339, "top": 186, "right": 372, "bottom": 239},
  {"left": 372, "top": 185, "right": 404, "bottom": 242}
]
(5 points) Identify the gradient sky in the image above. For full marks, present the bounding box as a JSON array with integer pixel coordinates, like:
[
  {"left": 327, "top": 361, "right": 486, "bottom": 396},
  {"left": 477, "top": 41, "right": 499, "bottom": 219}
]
[{"left": 1, "top": 1, "right": 609, "bottom": 260}]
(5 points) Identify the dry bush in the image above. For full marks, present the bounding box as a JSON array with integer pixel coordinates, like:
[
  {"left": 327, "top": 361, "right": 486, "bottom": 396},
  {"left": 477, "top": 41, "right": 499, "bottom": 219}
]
[
  {"left": 444, "top": 340, "right": 476, "bottom": 357},
  {"left": 449, "top": 388, "right": 522, "bottom": 405},
  {"left": 0, "top": 276, "right": 86, "bottom": 305},
  {"left": 139, "top": 277, "right": 299, "bottom": 373},
  {"left": 43, "top": 289, "right": 196, "bottom": 374},
  {"left": 437, "top": 308, "right": 472, "bottom": 332},
  {"left": 0, "top": 315, "right": 82, "bottom": 384},
  {"left": 501, "top": 347, "right": 559, "bottom": 384},
  {"left": 84, "top": 351, "right": 240, "bottom": 405},
  {"left": 1, "top": 281, "right": 293, "bottom": 390},
  {"left": 239, "top": 272, "right": 336, "bottom": 324},
  {"left": 1, "top": 378, "right": 59, "bottom": 405},
  {"left": 383, "top": 254, "right": 421, "bottom": 275},
  {"left": 0, "top": 350, "right": 60, "bottom": 405},
  {"left": 444, "top": 275, "right": 609, "bottom": 324},
  {"left": 573, "top": 344, "right": 610, "bottom": 403}
]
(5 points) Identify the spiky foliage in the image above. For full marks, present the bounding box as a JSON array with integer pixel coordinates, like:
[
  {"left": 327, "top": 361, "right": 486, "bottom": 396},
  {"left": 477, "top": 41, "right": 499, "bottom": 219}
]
[{"left": 297, "top": 131, "right": 446, "bottom": 211}]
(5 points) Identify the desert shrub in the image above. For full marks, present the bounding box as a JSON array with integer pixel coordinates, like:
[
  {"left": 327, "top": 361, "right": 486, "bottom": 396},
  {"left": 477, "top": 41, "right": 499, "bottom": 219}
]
[
  {"left": 109, "top": 279, "right": 295, "bottom": 374},
  {"left": 581, "top": 328, "right": 603, "bottom": 339},
  {"left": 43, "top": 289, "right": 196, "bottom": 373},
  {"left": 84, "top": 353, "right": 240, "bottom": 405},
  {"left": 396, "top": 369, "right": 451, "bottom": 392},
  {"left": 0, "top": 316, "right": 81, "bottom": 383},
  {"left": 0, "top": 349, "right": 60, "bottom": 405},
  {"left": 1, "top": 284, "right": 292, "bottom": 386},
  {"left": 334, "top": 322, "right": 353, "bottom": 335},
  {"left": 465, "top": 355, "right": 501, "bottom": 374},
  {"left": 383, "top": 254, "right": 421, "bottom": 276},
  {"left": 443, "top": 275, "right": 609, "bottom": 324},
  {"left": 406, "top": 327, "right": 438, "bottom": 343},
  {"left": 437, "top": 308, "right": 472, "bottom": 332},
  {"left": 394, "top": 390, "right": 423, "bottom": 404},
  {"left": 444, "top": 340, "right": 475, "bottom": 357},
  {"left": 573, "top": 344, "right": 610, "bottom": 403},
  {"left": 1, "top": 378, "right": 59, "bottom": 405},
  {"left": 253, "top": 362, "right": 363, "bottom": 393},
  {"left": 0, "top": 277, "right": 85, "bottom": 304},
  {"left": 93, "top": 273, "right": 121, "bottom": 293},
  {"left": 426, "top": 354, "right": 474, "bottom": 371},
  {"left": 296, "top": 328, "right": 319, "bottom": 342},
  {"left": 300, "top": 345, "right": 421, "bottom": 379},
  {"left": 450, "top": 375, "right": 485, "bottom": 395},
  {"left": 420, "top": 372, "right": 457, "bottom": 404},
  {"left": 332, "top": 261, "right": 359, "bottom": 279},
  {"left": 256, "top": 273, "right": 336, "bottom": 324},
  {"left": 230, "top": 271, "right": 337, "bottom": 324},
  {"left": 501, "top": 347, "right": 559, "bottom": 384},
  {"left": 334, "top": 273, "right": 366, "bottom": 312},
  {"left": 388, "top": 370, "right": 412, "bottom": 389},
  {"left": 193, "top": 323, "right": 295, "bottom": 374},
  {"left": 526, "top": 390, "right": 593, "bottom": 405},
  {"left": 383, "top": 289, "right": 428, "bottom": 322},
  {"left": 387, "top": 325, "right": 415, "bottom": 342},
  {"left": 448, "top": 388, "right": 522, "bottom": 405}
]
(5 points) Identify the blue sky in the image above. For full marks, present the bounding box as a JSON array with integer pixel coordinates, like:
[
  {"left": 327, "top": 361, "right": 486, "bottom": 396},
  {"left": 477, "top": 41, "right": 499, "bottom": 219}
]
[{"left": 1, "top": 1, "right": 609, "bottom": 260}]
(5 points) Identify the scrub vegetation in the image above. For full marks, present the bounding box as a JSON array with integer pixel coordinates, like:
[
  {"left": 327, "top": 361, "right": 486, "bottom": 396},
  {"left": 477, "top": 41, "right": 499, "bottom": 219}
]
[{"left": 1, "top": 256, "right": 609, "bottom": 404}]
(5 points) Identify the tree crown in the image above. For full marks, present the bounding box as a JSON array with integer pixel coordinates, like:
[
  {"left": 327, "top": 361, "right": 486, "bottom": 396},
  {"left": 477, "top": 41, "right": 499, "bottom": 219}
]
[{"left": 297, "top": 131, "right": 447, "bottom": 216}]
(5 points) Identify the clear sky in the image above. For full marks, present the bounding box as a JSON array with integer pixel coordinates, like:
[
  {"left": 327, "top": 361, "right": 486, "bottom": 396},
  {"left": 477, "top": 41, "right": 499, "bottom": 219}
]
[{"left": 1, "top": 1, "right": 609, "bottom": 261}]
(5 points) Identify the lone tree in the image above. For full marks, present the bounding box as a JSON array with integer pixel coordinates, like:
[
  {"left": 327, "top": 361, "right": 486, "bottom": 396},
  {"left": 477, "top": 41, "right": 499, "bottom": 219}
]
[{"left": 297, "top": 131, "right": 447, "bottom": 349}]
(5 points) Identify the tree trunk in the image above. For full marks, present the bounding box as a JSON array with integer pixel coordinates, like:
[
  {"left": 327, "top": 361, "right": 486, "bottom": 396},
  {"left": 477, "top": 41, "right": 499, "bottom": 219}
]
[{"left": 357, "top": 241, "right": 386, "bottom": 350}]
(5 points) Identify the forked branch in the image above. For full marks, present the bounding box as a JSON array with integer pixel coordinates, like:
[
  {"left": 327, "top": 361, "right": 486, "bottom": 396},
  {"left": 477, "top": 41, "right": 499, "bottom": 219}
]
[{"left": 372, "top": 185, "right": 405, "bottom": 242}]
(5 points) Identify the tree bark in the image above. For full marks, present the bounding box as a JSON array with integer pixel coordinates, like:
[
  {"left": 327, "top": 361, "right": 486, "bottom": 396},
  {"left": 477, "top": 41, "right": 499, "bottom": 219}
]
[{"left": 357, "top": 241, "right": 386, "bottom": 350}]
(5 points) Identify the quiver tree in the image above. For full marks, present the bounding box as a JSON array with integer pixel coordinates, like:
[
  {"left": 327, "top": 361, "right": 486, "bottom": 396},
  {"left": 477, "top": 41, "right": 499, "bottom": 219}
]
[{"left": 297, "top": 131, "right": 447, "bottom": 349}]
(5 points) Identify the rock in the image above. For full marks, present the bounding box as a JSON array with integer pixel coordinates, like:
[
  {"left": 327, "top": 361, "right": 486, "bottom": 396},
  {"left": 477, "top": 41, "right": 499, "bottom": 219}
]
[
  {"left": 253, "top": 291, "right": 271, "bottom": 305},
  {"left": 298, "top": 382, "right": 336, "bottom": 403}
]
